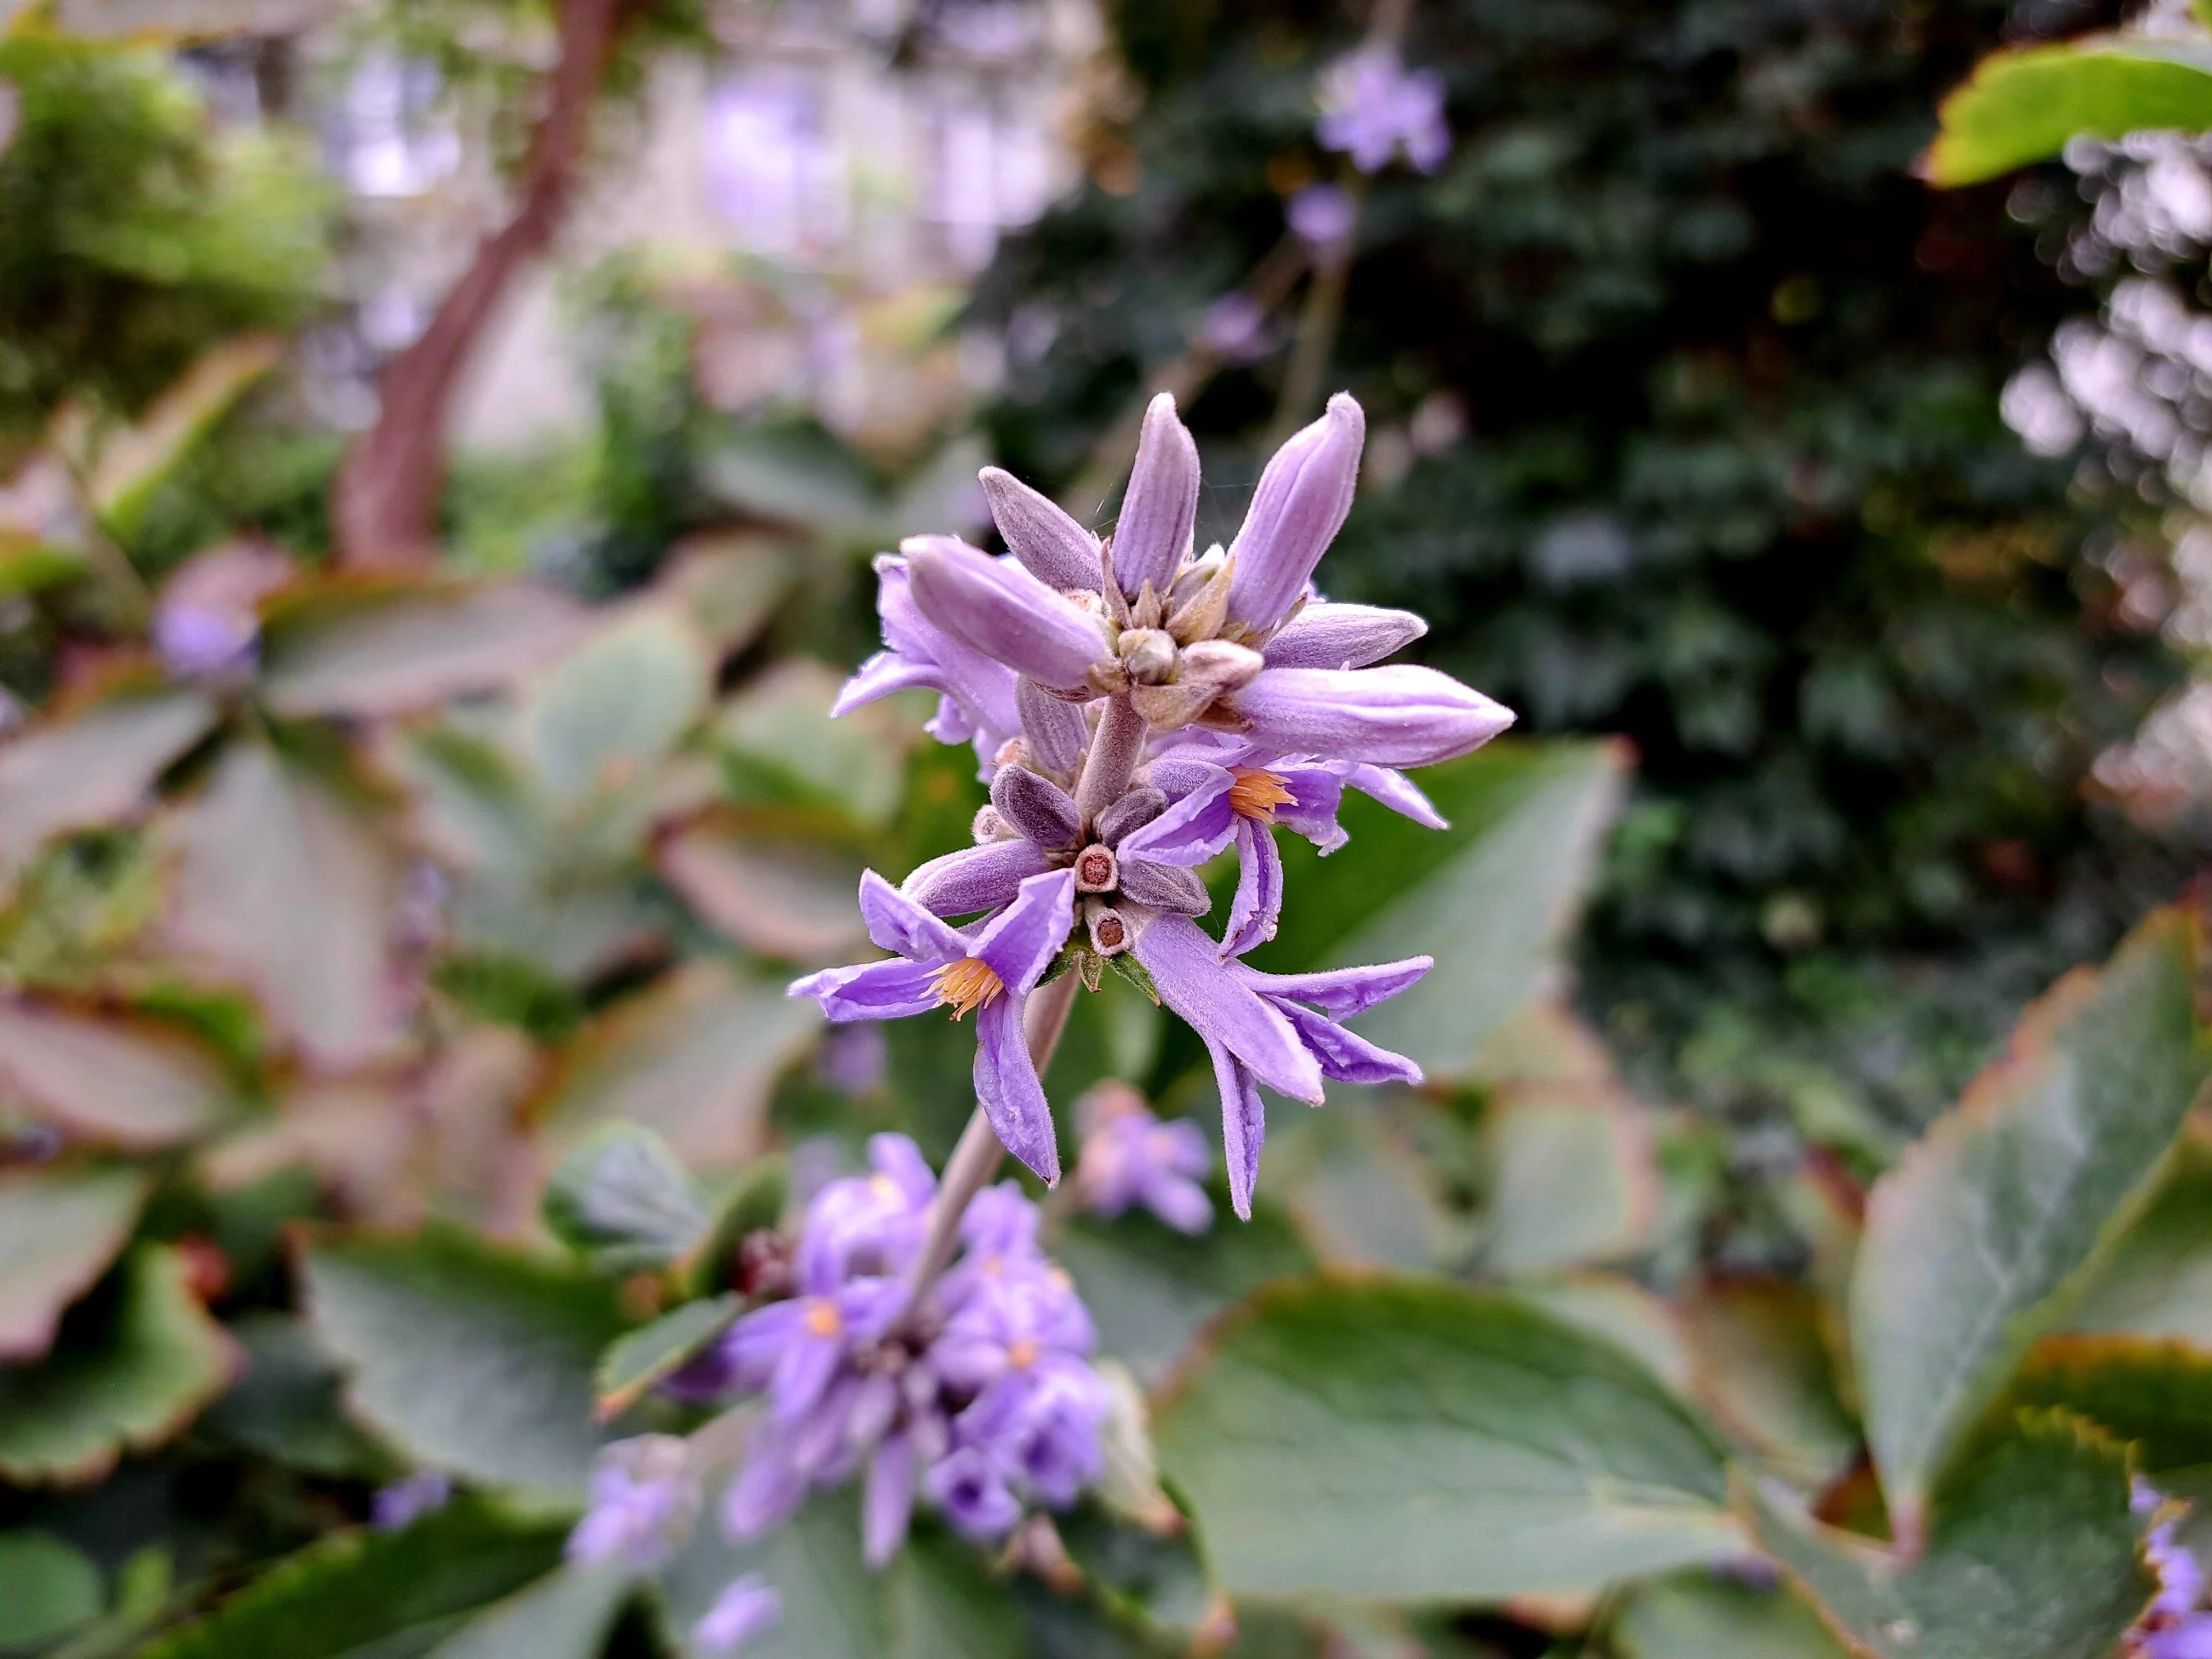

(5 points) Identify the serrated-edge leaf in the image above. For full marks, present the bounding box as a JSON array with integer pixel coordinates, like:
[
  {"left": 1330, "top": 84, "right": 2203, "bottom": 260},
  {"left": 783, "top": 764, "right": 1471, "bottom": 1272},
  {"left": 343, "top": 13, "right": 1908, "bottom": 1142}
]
[
  {"left": 542, "top": 1121, "right": 710, "bottom": 1273},
  {"left": 1850, "top": 905, "right": 2210, "bottom": 1531},
  {"left": 0, "top": 1165, "right": 148, "bottom": 1360},
  {"left": 1968, "top": 1332, "right": 2212, "bottom": 1476}
]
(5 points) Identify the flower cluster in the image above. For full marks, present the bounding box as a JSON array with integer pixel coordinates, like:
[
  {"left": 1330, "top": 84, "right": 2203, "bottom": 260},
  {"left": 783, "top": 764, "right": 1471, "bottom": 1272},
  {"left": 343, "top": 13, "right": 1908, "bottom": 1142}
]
[
  {"left": 647, "top": 1135, "right": 1109, "bottom": 1571},
  {"left": 1315, "top": 48, "right": 1450, "bottom": 174},
  {"left": 800, "top": 390, "right": 1514, "bottom": 1213},
  {"left": 2133, "top": 1480, "right": 2212, "bottom": 1658},
  {"left": 1075, "top": 1081, "right": 1213, "bottom": 1234}
]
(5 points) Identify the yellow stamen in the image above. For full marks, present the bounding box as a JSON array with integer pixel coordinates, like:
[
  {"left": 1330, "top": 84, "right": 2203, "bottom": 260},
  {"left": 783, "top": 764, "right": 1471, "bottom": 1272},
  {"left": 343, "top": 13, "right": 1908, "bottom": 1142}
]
[
  {"left": 869, "top": 1174, "right": 899, "bottom": 1202},
  {"left": 931, "top": 956, "right": 1005, "bottom": 1020},
  {"left": 1007, "top": 1337, "right": 1040, "bottom": 1369},
  {"left": 804, "top": 1299, "right": 842, "bottom": 1338},
  {"left": 1229, "top": 767, "right": 1296, "bottom": 823}
]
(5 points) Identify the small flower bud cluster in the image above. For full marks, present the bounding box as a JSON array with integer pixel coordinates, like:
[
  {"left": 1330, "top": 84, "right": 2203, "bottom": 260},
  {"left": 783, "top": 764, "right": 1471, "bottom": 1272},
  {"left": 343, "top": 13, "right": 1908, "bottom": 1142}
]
[
  {"left": 1315, "top": 48, "right": 1450, "bottom": 175},
  {"left": 1075, "top": 1082, "right": 1214, "bottom": 1234},
  {"left": 655, "top": 1136, "right": 1109, "bottom": 1571},
  {"left": 798, "top": 390, "right": 1514, "bottom": 1216}
]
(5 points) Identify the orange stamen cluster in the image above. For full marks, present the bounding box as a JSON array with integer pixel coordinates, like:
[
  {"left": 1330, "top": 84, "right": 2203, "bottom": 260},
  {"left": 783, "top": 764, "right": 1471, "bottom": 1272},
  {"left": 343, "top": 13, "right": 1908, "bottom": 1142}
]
[
  {"left": 931, "top": 956, "right": 1006, "bottom": 1020},
  {"left": 1228, "top": 767, "right": 1296, "bottom": 823},
  {"left": 804, "top": 1299, "right": 843, "bottom": 1337}
]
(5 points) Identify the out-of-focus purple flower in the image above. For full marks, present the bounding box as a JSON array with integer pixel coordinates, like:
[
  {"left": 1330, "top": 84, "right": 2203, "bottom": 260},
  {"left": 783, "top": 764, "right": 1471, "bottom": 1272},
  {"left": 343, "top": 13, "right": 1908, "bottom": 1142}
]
[
  {"left": 696, "top": 1137, "right": 1111, "bottom": 1568},
  {"left": 151, "top": 540, "right": 293, "bottom": 683},
  {"left": 153, "top": 605, "right": 259, "bottom": 680},
  {"left": 1201, "top": 294, "right": 1271, "bottom": 364},
  {"left": 370, "top": 1468, "right": 450, "bottom": 1531},
  {"left": 1286, "top": 181, "right": 1355, "bottom": 250},
  {"left": 1316, "top": 48, "right": 1450, "bottom": 174},
  {"left": 1077, "top": 1083, "right": 1213, "bottom": 1233},
  {"left": 567, "top": 1436, "right": 698, "bottom": 1570},
  {"left": 791, "top": 869, "right": 1076, "bottom": 1184},
  {"left": 815, "top": 1024, "right": 889, "bottom": 1095},
  {"left": 2134, "top": 1479, "right": 2212, "bottom": 1657},
  {"left": 696, "top": 1574, "right": 782, "bottom": 1654}
]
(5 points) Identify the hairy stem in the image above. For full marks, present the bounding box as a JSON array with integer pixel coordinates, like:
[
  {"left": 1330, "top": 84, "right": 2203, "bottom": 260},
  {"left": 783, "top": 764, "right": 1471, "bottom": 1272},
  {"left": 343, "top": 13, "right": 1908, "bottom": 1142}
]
[
  {"left": 900, "top": 968, "right": 1082, "bottom": 1318},
  {"left": 330, "top": 0, "right": 627, "bottom": 569},
  {"left": 1074, "top": 694, "right": 1148, "bottom": 822}
]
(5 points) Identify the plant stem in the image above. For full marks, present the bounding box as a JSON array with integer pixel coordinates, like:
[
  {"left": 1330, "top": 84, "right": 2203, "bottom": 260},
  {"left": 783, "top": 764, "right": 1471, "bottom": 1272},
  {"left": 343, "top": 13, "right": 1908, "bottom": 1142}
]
[
  {"left": 900, "top": 968, "right": 1081, "bottom": 1318},
  {"left": 1075, "top": 694, "right": 1146, "bottom": 822}
]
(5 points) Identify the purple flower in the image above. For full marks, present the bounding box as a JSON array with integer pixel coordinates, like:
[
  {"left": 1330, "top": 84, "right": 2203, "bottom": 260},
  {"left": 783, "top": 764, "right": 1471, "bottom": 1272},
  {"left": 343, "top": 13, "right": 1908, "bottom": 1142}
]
[
  {"left": 2135, "top": 1479, "right": 2212, "bottom": 1657},
  {"left": 1286, "top": 181, "right": 1355, "bottom": 250},
  {"left": 567, "top": 1436, "right": 698, "bottom": 1571},
  {"left": 1316, "top": 48, "right": 1450, "bottom": 174},
  {"left": 697, "top": 1574, "right": 782, "bottom": 1654},
  {"left": 791, "top": 869, "right": 1076, "bottom": 1183},
  {"left": 370, "top": 1468, "right": 451, "bottom": 1531},
  {"left": 702, "top": 1137, "right": 1110, "bottom": 1567},
  {"left": 1122, "top": 755, "right": 1345, "bottom": 955},
  {"left": 1128, "top": 912, "right": 1426, "bottom": 1217},
  {"left": 1225, "top": 392, "right": 1365, "bottom": 635},
  {"left": 1227, "top": 664, "right": 1515, "bottom": 767},
  {"left": 1077, "top": 1083, "right": 1213, "bottom": 1233},
  {"left": 153, "top": 604, "right": 259, "bottom": 680},
  {"left": 1202, "top": 294, "right": 1270, "bottom": 363},
  {"left": 902, "top": 535, "right": 1109, "bottom": 694},
  {"left": 833, "top": 551, "right": 1021, "bottom": 766}
]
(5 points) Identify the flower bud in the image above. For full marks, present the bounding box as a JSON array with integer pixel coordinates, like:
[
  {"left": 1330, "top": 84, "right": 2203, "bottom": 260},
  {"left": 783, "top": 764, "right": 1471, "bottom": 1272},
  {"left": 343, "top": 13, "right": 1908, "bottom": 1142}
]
[
  {"left": 979, "top": 467, "right": 1103, "bottom": 592},
  {"left": 904, "top": 536, "right": 1108, "bottom": 693},
  {"left": 1110, "top": 392, "right": 1200, "bottom": 599},
  {"left": 1224, "top": 393, "right": 1365, "bottom": 633},
  {"left": 1117, "top": 626, "right": 1177, "bottom": 685},
  {"left": 1227, "top": 664, "right": 1515, "bottom": 767}
]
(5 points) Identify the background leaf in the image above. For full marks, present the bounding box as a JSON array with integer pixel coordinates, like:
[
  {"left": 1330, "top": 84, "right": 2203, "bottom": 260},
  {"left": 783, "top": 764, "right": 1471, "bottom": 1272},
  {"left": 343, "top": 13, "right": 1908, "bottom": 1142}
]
[
  {"left": 1682, "top": 1280, "right": 1860, "bottom": 1492},
  {"left": 0, "top": 1165, "right": 147, "bottom": 1359},
  {"left": 2063, "top": 1126, "right": 2212, "bottom": 1348},
  {"left": 301, "top": 1227, "right": 630, "bottom": 1502},
  {"left": 134, "top": 1499, "right": 570, "bottom": 1659},
  {"left": 522, "top": 604, "right": 713, "bottom": 806},
  {"left": 0, "top": 692, "right": 218, "bottom": 868},
  {"left": 0, "top": 1529, "right": 105, "bottom": 1654},
  {"left": 1746, "top": 1414, "right": 2152, "bottom": 1659},
  {"left": 1154, "top": 1277, "right": 1740, "bottom": 1601},
  {"left": 1848, "top": 906, "right": 2209, "bottom": 1526},
  {"left": 1611, "top": 1570, "right": 1850, "bottom": 1659},
  {"left": 424, "top": 1563, "right": 631, "bottom": 1659},
  {"left": 259, "top": 581, "right": 595, "bottom": 720},
  {"left": 0, "top": 1244, "right": 233, "bottom": 1485},
  {"left": 164, "top": 741, "right": 403, "bottom": 1068},
  {"left": 541, "top": 1122, "right": 709, "bottom": 1273},
  {"left": 1925, "top": 37, "right": 2212, "bottom": 187},
  {"left": 0, "top": 999, "right": 231, "bottom": 1148}
]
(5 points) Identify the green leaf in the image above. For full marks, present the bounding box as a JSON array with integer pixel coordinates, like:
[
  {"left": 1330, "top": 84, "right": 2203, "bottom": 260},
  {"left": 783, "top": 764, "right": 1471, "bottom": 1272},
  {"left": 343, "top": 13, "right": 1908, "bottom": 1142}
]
[
  {"left": 593, "top": 1294, "right": 743, "bottom": 1421},
  {"left": 2064, "top": 1126, "right": 2212, "bottom": 1347},
  {"left": 1055, "top": 1503, "right": 1216, "bottom": 1649},
  {"left": 0, "top": 1530, "right": 104, "bottom": 1654},
  {"left": 301, "top": 1227, "right": 631, "bottom": 1502},
  {"left": 1249, "top": 739, "right": 1628, "bottom": 1080},
  {"left": 656, "top": 822, "right": 871, "bottom": 965},
  {"left": 523, "top": 605, "right": 713, "bottom": 805},
  {"left": 543, "top": 1122, "right": 710, "bottom": 1273},
  {"left": 0, "top": 1244, "right": 233, "bottom": 1485},
  {"left": 1746, "top": 1414, "right": 2153, "bottom": 1659},
  {"left": 197, "top": 1311, "right": 387, "bottom": 1478},
  {"left": 424, "top": 1563, "right": 631, "bottom": 1659},
  {"left": 259, "top": 581, "right": 594, "bottom": 721},
  {"left": 1264, "top": 1097, "right": 1455, "bottom": 1270},
  {"left": 1478, "top": 1076, "right": 1659, "bottom": 1275},
  {"left": 1611, "top": 1570, "right": 1850, "bottom": 1659},
  {"left": 886, "top": 1530, "right": 1029, "bottom": 1659},
  {"left": 0, "top": 999, "right": 231, "bottom": 1149},
  {"left": 1970, "top": 1333, "right": 2212, "bottom": 1477},
  {"left": 1925, "top": 37, "right": 2212, "bottom": 188},
  {"left": 1683, "top": 1280, "right": 1860, "bottom": 1492},
  {"left": 165, "top": 741, "right": 404, "bottom": 1069},
  {"left": 1053, "top": 1200, "right": 1311, "bottom": 1388},
  {"left": 1154, "top": 1276, "right": 1740, "bottom": 1601},
  {"left": 0, "top": 691, "right": 219, "bottom": 868},
  {"left": 0, "top": 1165, "right": 146, "bottom": 1359},
  {"left": 539, "top": 961, "right": 820, "bottom": 1170},
  {"left": 714, "top": 659, "right": 918, "bottom": 832},
  {"left": 1507, "top": 1272, "right": 1694, "bottom": 1396},
  {"left": 134, "top": 1499, "right": 570, "bottom": 1659},
  {"left": 1848, "top": 905, "right": 2210, "bottom": 1531}
]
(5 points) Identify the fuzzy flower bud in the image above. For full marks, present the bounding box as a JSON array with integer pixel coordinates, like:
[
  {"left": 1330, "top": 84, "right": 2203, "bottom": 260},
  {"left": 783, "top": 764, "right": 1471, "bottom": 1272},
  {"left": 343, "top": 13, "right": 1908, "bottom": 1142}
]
[{"left": 1224, "top": 393, "right": 1365, "bottom": 634}]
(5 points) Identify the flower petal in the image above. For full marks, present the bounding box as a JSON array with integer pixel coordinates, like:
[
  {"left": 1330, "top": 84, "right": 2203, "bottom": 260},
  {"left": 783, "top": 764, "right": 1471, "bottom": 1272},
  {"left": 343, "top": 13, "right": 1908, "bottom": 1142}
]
[
  {"left": 858, "top": 868, "right": 968, "bottom": 961},
  {"left": 1346, "top": 762, "right": 1448, "bottom": 830},
  {"left": 1269, "top": 996, "right": 1423, "bottom": 1086},
  {"left": 1018, "top": 678, "right": 1089, "bottom": 771},
  {"left": 904, "top": 536, "right": 1107, "bottom": 692},
  {"left": 975, "top": 990, "right": 1061, "bottom": 1185},
  {"left": 972, "top": 868, "right": 1079, "bottom": 994},
  {"left": 1094, "top": 785, "right": 1166, "bottom": 847},
  {"left": 1208, "top": 1038, "right": 1267, "bottom": 1221},
  {"left": 1231, "top": 955, "right": 1432, "bottom": 1018},
  {"left": 1117, "top": 767, "right": 1238, "bottom": 866},
  {"left": 863, "top": 1434, "right": 919, "bottom": 1567},
  {"left": 1132, "top": 912, "right": 1322, "bottom": 1104},
  {"left": 1222, "top": 817, "right": 1283, "bottom": 957},
  {"left": 789, "top": 957, "right": 944, "bottom": 1022},
  {"left": 1112, "top": 392, "right": 1200, "bottom": 598},
  {"left": 992, "top": 765, "right": 1082, "bottom": 850}
]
